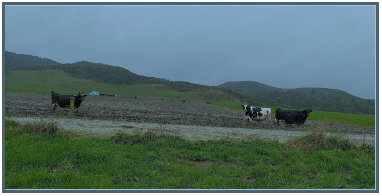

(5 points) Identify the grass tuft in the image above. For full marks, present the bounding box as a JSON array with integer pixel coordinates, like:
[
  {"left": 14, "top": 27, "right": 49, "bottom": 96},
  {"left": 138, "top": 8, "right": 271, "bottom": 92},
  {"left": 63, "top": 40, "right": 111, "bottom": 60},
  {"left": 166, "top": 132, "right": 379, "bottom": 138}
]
[
  {"left": 5, "top": 119, "right": 21, "bottom": 127},
  {"left": 24, "top": 121, "right": 60, "bottom": 135},
  {"left": 286, "top": 131, "right": 357, "bottom": 153},
  {"left": 7, "top": 120, "right": 60, "bottom": 135},
  {"left": 113, "top": 129, "right": 184, "bottom": 145}
]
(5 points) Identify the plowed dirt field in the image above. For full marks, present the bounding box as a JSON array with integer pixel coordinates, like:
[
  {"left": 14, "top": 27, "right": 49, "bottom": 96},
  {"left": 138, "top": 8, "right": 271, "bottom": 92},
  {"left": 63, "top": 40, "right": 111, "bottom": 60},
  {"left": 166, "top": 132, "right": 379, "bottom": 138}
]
[{"left": 4, "top": 92, "right": 375, "bottom": 144}]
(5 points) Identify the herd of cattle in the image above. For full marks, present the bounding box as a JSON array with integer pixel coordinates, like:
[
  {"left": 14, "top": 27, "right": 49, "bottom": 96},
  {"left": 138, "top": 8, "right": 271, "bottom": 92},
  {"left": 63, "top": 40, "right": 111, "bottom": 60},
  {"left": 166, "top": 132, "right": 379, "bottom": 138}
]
[{"left": 50, "top": 91, "right": 312, "bottom": 126}]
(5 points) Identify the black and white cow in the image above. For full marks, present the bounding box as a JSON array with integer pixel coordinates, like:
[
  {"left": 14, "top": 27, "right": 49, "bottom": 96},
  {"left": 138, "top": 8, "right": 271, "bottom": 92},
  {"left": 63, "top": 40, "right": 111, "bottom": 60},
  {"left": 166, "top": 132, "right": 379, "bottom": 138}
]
[
  {"left": 51, "top": 91, "right": 87, "bottom": 111},
  {"left": 241, "top": 104, "right": 272, "bottom": 122},
  {"left": 275, "top": 108, "right": 312, "bottom": 125}
]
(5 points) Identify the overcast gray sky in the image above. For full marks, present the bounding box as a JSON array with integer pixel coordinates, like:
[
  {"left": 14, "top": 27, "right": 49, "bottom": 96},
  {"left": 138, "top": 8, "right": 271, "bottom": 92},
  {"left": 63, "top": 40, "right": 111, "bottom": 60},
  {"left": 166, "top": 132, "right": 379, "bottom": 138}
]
[{"left": 4, "top": 3, "right": 376, "bottom": 99}]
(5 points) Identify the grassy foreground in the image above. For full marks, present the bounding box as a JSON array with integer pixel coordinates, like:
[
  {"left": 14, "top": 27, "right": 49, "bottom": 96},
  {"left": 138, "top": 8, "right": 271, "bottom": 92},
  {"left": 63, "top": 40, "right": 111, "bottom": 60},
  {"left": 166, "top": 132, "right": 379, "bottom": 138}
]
[{"left": 5, "top": 120, "right": 375, "bottom": 189}]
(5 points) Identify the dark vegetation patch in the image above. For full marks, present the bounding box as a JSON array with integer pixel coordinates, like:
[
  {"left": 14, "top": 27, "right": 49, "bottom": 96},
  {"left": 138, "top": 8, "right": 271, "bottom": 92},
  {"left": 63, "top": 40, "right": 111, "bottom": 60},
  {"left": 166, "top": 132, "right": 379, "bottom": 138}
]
[
  {"left": 113, "top": 129, "right": 184, "bottom": 145},
  {"left": 286, "top": 132, "right": 375, "bottom": 153},
  {"left": 6, "top": 119, "right": 60, "bottom": 135},
  {"left": 120, "top": 125, "right": 135, "bottom": 129}
]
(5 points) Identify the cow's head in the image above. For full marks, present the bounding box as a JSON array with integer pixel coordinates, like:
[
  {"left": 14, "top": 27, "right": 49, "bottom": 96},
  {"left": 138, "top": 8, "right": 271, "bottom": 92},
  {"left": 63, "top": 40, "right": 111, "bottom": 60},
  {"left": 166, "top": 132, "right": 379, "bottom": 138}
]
[
  {"left": 241, "top": 104, "right": 250, "bottom": 112},
  {"left": 51, "top": 91, "right": 59, "bottom": 97},
  {"left": 241, "top": 104, "right": 253, "bottom": 117},
  {"left": 303, "top": 109, "right": 312, "bottom": 115},
  {"left": 76, "top": 92, "right": 87, "bottom": 101}
]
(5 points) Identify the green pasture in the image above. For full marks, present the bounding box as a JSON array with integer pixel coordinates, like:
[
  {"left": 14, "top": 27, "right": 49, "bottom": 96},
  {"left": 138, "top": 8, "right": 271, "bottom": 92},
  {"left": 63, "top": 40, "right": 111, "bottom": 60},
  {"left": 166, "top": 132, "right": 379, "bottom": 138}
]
[
  {"left": 5, "top": 70, "right": 181, "bottom": 98},
  {"left": 5, "top": 70, "right": 239, "bottom": 102},
  {"left": 4, "top": 70, "right": 375, "bottom": 129},
  {"left": 269, "top": 108, "right": 375, "bottom": 129},
  {"left": 306, "top": 110, "right": 375, "bottom": 129},
  {"left": 4, "top": 120, "right": 375, "bottom": 189}
]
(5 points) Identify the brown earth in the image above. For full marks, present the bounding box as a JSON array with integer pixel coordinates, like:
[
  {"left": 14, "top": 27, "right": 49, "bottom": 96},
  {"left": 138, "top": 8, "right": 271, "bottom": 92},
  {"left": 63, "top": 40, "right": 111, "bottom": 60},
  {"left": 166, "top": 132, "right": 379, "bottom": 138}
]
[{"left": 4, "top": 92, "right": 375, "bottom": 144}]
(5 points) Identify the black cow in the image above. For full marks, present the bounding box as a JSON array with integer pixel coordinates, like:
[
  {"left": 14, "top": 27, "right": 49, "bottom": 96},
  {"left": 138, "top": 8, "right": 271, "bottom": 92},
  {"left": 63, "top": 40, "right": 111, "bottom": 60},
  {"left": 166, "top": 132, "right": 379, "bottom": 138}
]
[
  {"left": 275, "top": 108, "right": 312, "bottom": 125},
  {"left": 51, "top": 91, "right": 87, "bottom": 111}
]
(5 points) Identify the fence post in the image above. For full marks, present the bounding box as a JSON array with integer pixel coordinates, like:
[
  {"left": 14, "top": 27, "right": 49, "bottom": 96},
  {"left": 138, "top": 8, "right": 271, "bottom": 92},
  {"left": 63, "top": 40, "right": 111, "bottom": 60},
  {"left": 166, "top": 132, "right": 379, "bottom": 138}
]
[{"left": 69, "top": 97, "right": 75, "bottom": 119}]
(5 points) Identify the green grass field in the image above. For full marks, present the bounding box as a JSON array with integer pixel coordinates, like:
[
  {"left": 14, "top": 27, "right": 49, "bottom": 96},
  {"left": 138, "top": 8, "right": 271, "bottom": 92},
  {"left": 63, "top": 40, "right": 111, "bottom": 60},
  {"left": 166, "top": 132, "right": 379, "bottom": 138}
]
[
  {"left": 5, "top": 69, "right": 240, "bottom": 102},
  {"left": 5, "top": 70, "right": 186, "bottom": 98},
  {"left": 4, "top": 120, "right": 375, "bottom": 189},
  {"left": 306, "top": 110, "right": 375, "bottom": 129},
  {"left": 4, "top": 70, "right": 375, "bottom": 129},
  {"left": 269, "top": 108, "right": 375, "bottom": 129}
]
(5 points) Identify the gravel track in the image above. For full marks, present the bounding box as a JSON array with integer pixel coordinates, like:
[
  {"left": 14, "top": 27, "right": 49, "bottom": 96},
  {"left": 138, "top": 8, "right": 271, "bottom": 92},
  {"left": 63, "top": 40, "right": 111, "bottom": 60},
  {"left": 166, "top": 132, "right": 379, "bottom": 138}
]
[{"left": 4, "top": 92, "right": 375, "bottom": 144}]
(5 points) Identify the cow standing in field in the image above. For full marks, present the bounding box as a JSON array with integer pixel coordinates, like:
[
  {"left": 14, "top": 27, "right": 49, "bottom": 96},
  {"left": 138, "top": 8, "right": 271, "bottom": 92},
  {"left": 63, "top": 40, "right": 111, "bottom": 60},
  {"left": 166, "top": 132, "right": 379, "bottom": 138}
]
[
  {"left": 51, "top": 91, "right": 87, "bottom": 111},
  {"left": 275, "top": 108, "right": 312, "bottom": 125},
  {"left": 241, "top": 104, "right": 272, "bottom": 122}
]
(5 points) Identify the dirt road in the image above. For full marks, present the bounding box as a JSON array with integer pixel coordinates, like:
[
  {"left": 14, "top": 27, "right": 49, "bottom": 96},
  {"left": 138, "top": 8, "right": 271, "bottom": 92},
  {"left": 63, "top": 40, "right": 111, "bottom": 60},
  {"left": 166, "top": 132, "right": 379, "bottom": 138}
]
[{"left": 5, "top": 116, "right": 375, "bottom": 145}]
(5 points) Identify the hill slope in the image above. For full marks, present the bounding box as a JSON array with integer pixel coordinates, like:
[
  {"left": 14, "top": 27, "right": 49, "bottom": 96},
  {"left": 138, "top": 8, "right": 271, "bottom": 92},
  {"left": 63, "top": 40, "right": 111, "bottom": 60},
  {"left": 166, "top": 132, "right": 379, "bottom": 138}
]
[
  {"left": 4, "top": 70, "right": 243, "bottom": 106},
  {"left": 217, "top": 81, "right": 375, "bottom": 115},
  {"left": 4, "top": 51, "right": 265, "bottom": 106},
  {"left": 4, "top": 51, "right": 375, "bottom": 114},
  {"left": 4, "top": 51, "right": 60, "bottom": 71}
]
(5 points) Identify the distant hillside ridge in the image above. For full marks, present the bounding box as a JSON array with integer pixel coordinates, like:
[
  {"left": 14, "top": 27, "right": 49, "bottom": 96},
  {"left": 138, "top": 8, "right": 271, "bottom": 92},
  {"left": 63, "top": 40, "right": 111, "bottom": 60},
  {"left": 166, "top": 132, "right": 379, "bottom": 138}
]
[
  {"left": 4, "top": 51, "right": 261, "bottom": 105},
  {"left": 217, "top": 81, "right": 375, "bottom": 115},
  {"left": 5, "top": 51, "right": 208, "bottom": 91},
  {"left": 4, "top": 51, "right": 60, "bottom": 71},
  {"left": 5, "top": 51, "right": 374, "bottom": 114}
]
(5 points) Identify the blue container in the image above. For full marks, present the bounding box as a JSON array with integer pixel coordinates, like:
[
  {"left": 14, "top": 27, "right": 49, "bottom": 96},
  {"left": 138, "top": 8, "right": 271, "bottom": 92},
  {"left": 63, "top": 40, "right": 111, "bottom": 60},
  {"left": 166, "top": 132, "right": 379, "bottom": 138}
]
[{"left": 90, "top": 91, "right": 99, "bottom": 95}]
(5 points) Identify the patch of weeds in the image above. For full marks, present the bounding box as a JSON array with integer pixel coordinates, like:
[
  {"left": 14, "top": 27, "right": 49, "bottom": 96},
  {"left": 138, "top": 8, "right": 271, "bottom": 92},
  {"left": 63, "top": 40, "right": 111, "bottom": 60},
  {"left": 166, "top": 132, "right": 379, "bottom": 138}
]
[
  {"left": 120, "top": 125, "right": 135, "bottom": 129},
  {"left": 359, "top": 143, "right": 375, "bottom": 153},
  {"left": 23, "top": 121, "right": 60, "bottom": 135},
  {"left": 6, "top": 119, "right": 60, "bottom": 135},
  {"left": 286, "top": 131, "right": 357, "bottom": 153},
  {"left": 113, "top": 129, "right": 184, "bottom": 145},
  {"left": 5, "top": 119, "right": 21, "bottom": 128}
]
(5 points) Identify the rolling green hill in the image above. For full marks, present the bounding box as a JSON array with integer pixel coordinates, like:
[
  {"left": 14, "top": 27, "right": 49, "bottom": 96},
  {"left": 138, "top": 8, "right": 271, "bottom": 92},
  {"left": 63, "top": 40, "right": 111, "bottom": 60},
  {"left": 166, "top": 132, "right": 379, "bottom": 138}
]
[
  {"left": 217, "top": 81, "right": 375, "bottom": 115},
  {"left": 4, "top": 51, "right": 375, "bottom": 114},
  {"left": 4, "top": 69, "right": 244, "bottom": 110},
  {"left": 4, "top": 51, "right": 60, "bottom": 71},
  {"left": 3, "top": 51, "right": 266, "bottom": 108}
]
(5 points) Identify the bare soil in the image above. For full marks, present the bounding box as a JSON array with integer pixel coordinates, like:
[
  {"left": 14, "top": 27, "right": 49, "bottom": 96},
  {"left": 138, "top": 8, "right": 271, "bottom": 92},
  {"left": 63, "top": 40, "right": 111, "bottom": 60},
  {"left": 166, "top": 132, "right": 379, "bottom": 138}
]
[{"left": 4, "top": 92, "right": 375, "bottom": 144}]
